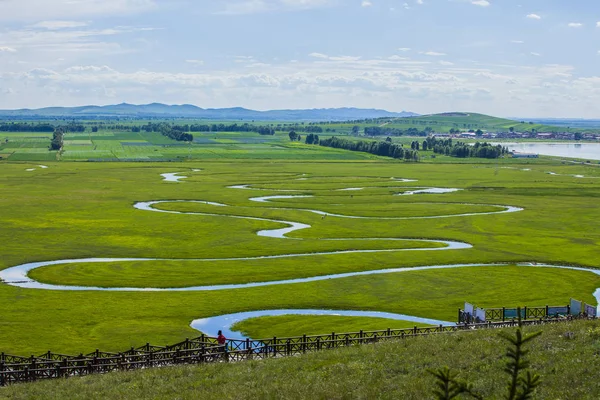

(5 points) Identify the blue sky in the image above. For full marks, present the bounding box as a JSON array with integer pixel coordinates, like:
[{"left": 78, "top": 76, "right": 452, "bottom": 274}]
[{"left": 0, "top": 0, "right": 599, "bottom": 117}]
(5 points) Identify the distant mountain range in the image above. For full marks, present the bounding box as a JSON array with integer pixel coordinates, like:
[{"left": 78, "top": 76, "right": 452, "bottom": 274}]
[{"left": 0, "top": 103, "right": 419, "bottom": 121}]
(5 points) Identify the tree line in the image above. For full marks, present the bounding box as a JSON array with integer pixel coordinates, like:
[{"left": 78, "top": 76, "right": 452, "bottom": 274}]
[
  {"left": 129, "top": 123, "right": 275, "bottom": 136},
  {"left": 0, "top": 123, "right": 55, "bottom": 132},
  {"left": 363, "top": 126, "right": 434, "bottom": 137},
  {"left": 425, "top": 137, "right": 508, "bottom": 159},
  {"left": 158, "top": 125, "right": 194, "bottom": 142},
  {"left": 318, "top": 136, "right": 419, "bottom": 161}
]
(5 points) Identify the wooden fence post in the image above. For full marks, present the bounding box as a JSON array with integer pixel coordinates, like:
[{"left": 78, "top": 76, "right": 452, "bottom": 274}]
[
  {"left": 273, "top": 337, "right": 277, "bottom": 357},
  {"left": 302, "top": 335, "right": 307, "bottom": 353},
  {"left": 0, "top": 362, "right": 5, "bottom": 387}
]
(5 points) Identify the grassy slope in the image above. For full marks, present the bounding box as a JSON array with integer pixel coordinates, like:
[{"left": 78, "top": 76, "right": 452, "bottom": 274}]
[
  {"left": 1, "top": 160, "right": 600, "bottom": 354},
  {"left": 2, "top": 320, "right": 600, "bottom": 399},
  {"left": 326, "top": 112, "right": 589, "bottom": 134}
]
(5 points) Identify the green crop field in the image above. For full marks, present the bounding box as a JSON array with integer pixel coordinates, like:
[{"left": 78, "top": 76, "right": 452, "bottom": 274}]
[{"left": 0, "top": 154, "right": 599, "bottom": 357}]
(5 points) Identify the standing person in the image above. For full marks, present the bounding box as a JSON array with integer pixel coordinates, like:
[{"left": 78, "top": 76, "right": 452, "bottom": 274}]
[{"left": 217, "top": 330, "right": 227, "bottom": 352}]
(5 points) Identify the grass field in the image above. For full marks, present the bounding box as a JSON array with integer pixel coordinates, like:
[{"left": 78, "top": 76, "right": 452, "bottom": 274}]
[
  {"left": 2, "top": 320, "right": 599, "bottom": 399},
  {"left": 0, "top": 157, "right": 599, "bottom": 356}
]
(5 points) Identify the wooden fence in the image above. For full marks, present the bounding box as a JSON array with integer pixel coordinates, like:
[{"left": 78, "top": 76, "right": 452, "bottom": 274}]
[{"left": 0, "top": 316, "right": 590, "bottom": 387}]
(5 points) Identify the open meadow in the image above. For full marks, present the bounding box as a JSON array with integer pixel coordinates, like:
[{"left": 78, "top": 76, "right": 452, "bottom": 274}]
[{"left": 1, "top": 155, "right": 600, "bottom": 356}]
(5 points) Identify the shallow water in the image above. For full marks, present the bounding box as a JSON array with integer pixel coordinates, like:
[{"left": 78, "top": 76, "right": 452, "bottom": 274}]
[
  {"left": 501, "top": 142, "right": 600, "bottom": 161},
  {"left": 191, "top": 309, "right": 455, "bottom": 341},
  {"left": 398, "top": 188, "right": 462, "bottom": 196},
  {"left": 547, "top": 172, "right": 598, "bottom": 179},
  {"left": 250, "top": 195, "right": 314, "bottom": 203},
  {"left": 161, "top": 173, "right": 187, "bottom": 182}
]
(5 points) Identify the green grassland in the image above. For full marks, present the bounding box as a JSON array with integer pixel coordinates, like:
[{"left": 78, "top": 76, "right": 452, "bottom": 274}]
[
  {"left": 1, "top": 111, "right": 596, "bottom": 163},
  {"left": 0, "top": 159, "right": 600, "bottom": 356},
  {"left": 2, "top": 320, "right": 600, "bottom": 399}
]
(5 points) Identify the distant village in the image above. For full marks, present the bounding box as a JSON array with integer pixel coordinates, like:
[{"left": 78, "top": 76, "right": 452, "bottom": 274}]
[{"left": 433, "top": 130, "right": 600, "bottom": 141}]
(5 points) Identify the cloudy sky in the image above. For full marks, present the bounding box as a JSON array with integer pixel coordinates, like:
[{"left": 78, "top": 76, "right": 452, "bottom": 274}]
[{"left": 0, "top": 0, "right": 599, "bottom": 117}]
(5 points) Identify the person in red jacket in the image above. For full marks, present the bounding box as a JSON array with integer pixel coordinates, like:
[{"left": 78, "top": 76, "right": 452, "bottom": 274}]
[{"left": 217, "top": 330, "right": 227, "bottom": 353}]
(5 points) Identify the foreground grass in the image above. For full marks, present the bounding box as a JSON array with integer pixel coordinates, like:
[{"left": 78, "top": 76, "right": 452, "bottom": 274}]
[{"left": 2, "top": 320, "right": 600, "bottom": 399}]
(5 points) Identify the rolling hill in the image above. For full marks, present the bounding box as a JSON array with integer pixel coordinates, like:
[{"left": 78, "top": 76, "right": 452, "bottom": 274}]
[{"left": 0, "top": 103, "right": 418, "bottom": 121}]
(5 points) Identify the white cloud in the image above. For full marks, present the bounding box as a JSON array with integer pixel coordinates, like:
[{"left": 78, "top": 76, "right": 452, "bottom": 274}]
[
  {"left": 526, "top": 14, "right": 541, "bottom": 20},
  {"left": 309, "top": 52, "right": 328, "bottom": 59},
  {"left": 0, "top": 26, "right": 156, "bottom": 55},
  {"left": 530, "top": 52, "right": 541, "bottom": 56},
  {"left": 398, "top": 48, "right": 411, "bottom": 52},
  {"left": 421, "top": 51, "right": 447, "bottom": 56},
  {"left": 186, "top": 59, "right": 205, "bottom": 65},
  {"left": 0, "top": 0, "right": 157, "bottom": 20},
  {"left": 0, "top": 47, "right": 17, "bottom": 52},
  {"left": 64, "top": 65, "right": 116, "bottom": 73},
  {"left": 361, "top": 1, "right": 372, "bottom": 7},
  {"left": 471, "top": 1, "right": 490, "bottom": 7},
  {"left": 511, "top": 40, "right": 524, "bottom": 44},
  {"left": 309, "top": 52, "right": 361, "bottom": 61},
  {"left": 31, "top": 21, "right": 89, "bottom": 30},
  {"left": 217, "top": 0, "right": 334, "bottom": 15},
  {"left": 568, "top": 22, "right": 583, "bottom": 28},
  {"left": 597, "top": 21, "right": 600, "bottom": 28}
]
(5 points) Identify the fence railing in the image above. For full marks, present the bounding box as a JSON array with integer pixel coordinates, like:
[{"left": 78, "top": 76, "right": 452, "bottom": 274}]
[
  {"left": 0, "top": 316, "right": 591, "bottom": 387},
  {"left": 458, "top": 298, "right": 597, "bottom": 324}
]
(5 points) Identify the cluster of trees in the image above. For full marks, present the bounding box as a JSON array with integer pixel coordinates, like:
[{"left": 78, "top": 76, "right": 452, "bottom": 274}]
[
  {"left": 318, "top": 136, "right": 419, "bottom": 161},
  {"left": 0, "top": 123, "right": 54, "bottom": 132},
  {"left": 363, "top": 126, "right": 434, "bottom": 137},
  {"left": 305, "top": 134, "right": 320, "bottom": 144},
  {"left": 288, "top": 131, "right": 302, "bottom": 142},
  {"left": 159, "top": 125, "right": 193, "bottom": 142},
  {"left": 425, "top": 137, "right": 508, "bottom": 159},
  {"left": 49, "top": 128, "right": 64, "bottom": 151}
]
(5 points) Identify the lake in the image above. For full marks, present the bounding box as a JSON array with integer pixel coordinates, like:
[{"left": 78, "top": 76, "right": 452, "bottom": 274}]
[{"left": 497, "top": 142, "right": 600, "bottom": 161}]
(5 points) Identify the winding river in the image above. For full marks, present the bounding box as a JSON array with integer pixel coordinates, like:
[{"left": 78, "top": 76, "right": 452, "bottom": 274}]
[{"left": 1, "top": 171, "right": 598, "bottom": 339}]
